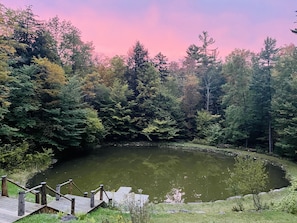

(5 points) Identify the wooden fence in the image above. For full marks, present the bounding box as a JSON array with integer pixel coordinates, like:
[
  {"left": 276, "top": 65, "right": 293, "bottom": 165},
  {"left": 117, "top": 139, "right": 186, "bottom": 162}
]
[{"left": 1, "top": 175, "right": 111, "bottom": 217}]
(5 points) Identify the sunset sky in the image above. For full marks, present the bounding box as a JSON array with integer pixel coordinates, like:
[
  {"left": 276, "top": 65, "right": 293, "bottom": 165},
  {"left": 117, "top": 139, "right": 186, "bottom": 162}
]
[{"left": 1, "top": 0, "right": 296, "bottom": 61}]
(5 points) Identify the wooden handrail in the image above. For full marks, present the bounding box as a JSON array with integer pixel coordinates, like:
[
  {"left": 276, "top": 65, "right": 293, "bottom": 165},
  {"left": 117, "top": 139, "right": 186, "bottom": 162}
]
[
  {"left": 3, "top": 176, "right": 109, "bottom": 217},
  {"left": 46, "top": 184, "right": 72, "bottom": 202},
  {"left": 18, "top": 182, "right": 76, "bottom": 216},
  {"left": 59, "top": 179, "right": 73, "bottom": 188},
  {"left": 72, "top": 181, "right": 85, "bottom": 195},
  {"left": 55, "top": 179, "right": 87, "bottom": 201},
  {"left": 46, "top": 184, "right": 75, "bottom": 215},
  {"left": 25, "top": 184, "right": 42, "bottom": 194},
  {"left": 2, "top": 175, "right": 40, "bottom": 203},
  {"left": 90, "top": 184, "right": 112, "bottom": 207},
  {"left": 18, "top": 182, "right": 47, "bottom": 216},
  {"left": 1, "top": 175, "right": 8, "bottom": 197}
]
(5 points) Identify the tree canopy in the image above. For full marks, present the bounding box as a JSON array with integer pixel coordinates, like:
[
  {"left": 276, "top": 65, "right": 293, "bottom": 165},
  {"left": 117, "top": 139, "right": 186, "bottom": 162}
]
[{"left": 1, "top": 4, "right": 297, "bottom": 161}]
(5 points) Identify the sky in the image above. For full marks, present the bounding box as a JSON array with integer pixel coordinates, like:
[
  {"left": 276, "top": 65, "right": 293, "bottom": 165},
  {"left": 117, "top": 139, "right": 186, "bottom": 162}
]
[{"left": 1, "top": 0, "right": 296, "bottom": 61}]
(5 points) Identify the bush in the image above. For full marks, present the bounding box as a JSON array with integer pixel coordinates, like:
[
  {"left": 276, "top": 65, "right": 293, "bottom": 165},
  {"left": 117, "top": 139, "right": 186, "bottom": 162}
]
[
  {"left": 124, "top": 193, "right": 152, "bottom": 223},
  {"left": 226, "top": 155, "right": 268, "bottom": 210},
  {"left": 276, "top": 181, "right": 297, "bottom": 214},
  {"left": 0, "top": 142, "right": 53, "bottom": 171}
]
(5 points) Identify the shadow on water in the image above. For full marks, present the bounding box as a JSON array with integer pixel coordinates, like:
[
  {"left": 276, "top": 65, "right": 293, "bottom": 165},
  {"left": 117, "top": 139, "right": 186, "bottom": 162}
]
[{"left": 27, "top": 146, "right": 289, "bottom": 203}]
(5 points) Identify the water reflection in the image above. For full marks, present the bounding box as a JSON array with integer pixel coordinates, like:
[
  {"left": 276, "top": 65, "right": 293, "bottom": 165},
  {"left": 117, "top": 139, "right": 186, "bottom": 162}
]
[
  {"left": 164, "top": 188, "right": 185, "bottom": 203},
  {"left": 28, "top": 146, "right": 289, "bottom": 203}
]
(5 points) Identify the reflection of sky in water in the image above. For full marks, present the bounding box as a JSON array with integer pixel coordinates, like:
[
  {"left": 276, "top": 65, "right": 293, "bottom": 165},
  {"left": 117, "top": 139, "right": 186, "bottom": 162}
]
[{"left": 28, "top": 146, "right": 289, "bottom": 203}]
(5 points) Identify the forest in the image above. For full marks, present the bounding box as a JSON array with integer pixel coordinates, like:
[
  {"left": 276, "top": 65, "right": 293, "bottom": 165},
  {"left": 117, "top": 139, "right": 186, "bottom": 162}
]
[{"left": 1, "top": 4, "right": 297, "bottom": 169}]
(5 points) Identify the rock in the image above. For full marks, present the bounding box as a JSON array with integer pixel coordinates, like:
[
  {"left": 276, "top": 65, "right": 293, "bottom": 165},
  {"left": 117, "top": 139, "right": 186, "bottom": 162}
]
[
  {"left": 179, "top": 209, "right": 190, "bottom": 213},
  {"left": 227, "top": 195, "right": 242, "bottom": 200},
  {"left": 61, "top": 214, "right": 77, "bottom": 222},
  {"left": 214, "top": 200, "right": 224, "bottom": 203}
]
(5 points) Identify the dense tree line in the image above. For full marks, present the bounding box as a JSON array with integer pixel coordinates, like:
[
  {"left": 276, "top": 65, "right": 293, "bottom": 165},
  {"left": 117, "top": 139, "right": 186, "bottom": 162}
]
[{"left": 1, "top": 4, "right": 297, "bottom": 167}]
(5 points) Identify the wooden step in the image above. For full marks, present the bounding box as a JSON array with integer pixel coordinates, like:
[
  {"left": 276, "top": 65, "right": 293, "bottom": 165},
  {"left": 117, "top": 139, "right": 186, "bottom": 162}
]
[
  {"left": 116, "top": 187, "right": 132, "bottom": 194},
  {"left": 47, "top": 194, "right": 104, "bottom": 214},
  {"left": 0, "top": 196, "right": 44, "bottom": 223}
]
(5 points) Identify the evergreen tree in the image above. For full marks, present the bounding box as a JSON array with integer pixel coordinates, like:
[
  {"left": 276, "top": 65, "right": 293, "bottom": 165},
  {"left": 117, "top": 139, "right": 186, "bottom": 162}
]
[
  {"left": 44, "top": 76, "right": 89, "bottom": 150},
  {"left": 185, "top": 31, "right": 224, "bottom": 114},
  {"left": 222, "top": 49, "right": 254, "bottom": 146},
  {"left": 46, "top": 16, "right": 94, "bottom": 75},
  {"left": 152, "top": 52, "right": 169, "bottom": 83},
  {"left": 31, "top": 58, "right": 66, "bottom": 150},
  {"left": 250, "top": 37, "right": 278, "bottom": 151},
  {"left": 6, "top": 65, "right": 40, "bottom": 141},
  {"left": 103, "top": 79, "right": 136, "bottom": 140},
  {"left": 272, "top": 45, "right": 297, "bottom": 158},
  {"left": 126, "top": 41, "right": 149, "bottom": 95},
  {"left": 134, "top": 62, "right": 161, "bottom": 134},
  {"left": 12, "top": 5, "right": 42, "bottom": 66}
]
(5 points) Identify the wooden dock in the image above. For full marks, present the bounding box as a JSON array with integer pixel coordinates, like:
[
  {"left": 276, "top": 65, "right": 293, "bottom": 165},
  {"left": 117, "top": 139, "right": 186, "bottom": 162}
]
[
  {"left": 0, "top": 196, "right": 44, "bottom": 223},
  {"left": 47, "top": 194, "right": 104, "bottom": 214},
  {"left": 96, "top": 186, "right": 149, "bottom": 208},
  {"left": 0, "top": 176, "right": 114, "bottom": 222}
]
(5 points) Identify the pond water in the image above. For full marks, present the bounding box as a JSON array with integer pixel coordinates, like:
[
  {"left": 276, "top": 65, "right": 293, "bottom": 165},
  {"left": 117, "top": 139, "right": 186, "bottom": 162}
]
[{"left": 27, "top": 146, "right": 289, "bottom": 203}]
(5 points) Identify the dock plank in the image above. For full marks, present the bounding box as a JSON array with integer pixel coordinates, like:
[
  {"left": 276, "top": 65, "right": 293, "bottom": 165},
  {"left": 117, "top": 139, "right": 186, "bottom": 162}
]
[
  {"left": 47, "top": 194, "right": 104, "bottom": 214},
  {"left": 0, "top": 196, "right": 44, "bottom": 223},
  {"left": 96, "top": 187, "right": 149, "bottom": 208}
]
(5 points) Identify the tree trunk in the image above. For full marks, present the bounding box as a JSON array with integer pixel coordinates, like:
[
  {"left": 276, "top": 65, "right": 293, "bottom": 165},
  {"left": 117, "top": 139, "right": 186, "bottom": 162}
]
[{"left": 268, "top": 121, "right": 273, "bottom": 153}]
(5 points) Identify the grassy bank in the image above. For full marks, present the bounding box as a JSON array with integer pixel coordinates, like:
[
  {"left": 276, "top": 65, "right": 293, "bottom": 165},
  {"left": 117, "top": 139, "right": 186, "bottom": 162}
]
[{"left": 4, "top": 143, "right": 297, "bottom": 222}]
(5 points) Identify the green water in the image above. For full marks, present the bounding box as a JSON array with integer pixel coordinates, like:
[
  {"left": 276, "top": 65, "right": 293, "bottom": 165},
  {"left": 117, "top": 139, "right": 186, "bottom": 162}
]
[{"left": 28, "top": 146, "right": 289, "bottom": 203}]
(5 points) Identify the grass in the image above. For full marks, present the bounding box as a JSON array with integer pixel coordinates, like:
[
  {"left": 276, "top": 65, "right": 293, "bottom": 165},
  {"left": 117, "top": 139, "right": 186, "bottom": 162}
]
[{"left": 3, "top": 142, "right": 297, "bottom": 223}]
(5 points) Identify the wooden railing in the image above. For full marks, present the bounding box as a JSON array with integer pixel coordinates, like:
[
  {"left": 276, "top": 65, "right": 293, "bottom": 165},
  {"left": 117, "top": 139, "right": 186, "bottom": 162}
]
[
  {"left": 55, "top": 179, "right": 88, "bottom": 201},
  {"left": 46, "top": 183, "right": 75, "bottom": 215},
  {"left": 90, "top": 184, "right": 112, "bottom": 207},
  {"left": 1, "top": 175, "right": 40, "bottom": 202},
  {"left": 1, "top": 176, "right": 75, "bottom": 216},
  {"left": 1, "top": 175, "right": 112, "bottom": 217}
]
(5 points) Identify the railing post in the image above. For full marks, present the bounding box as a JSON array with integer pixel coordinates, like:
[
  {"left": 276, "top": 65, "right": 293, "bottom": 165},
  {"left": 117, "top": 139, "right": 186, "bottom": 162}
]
[
  {"left": 56, "top": 184, "right": 61, "bottom": 201},
  {"left": 99, "top": 184, "right": 104, "bottom": 201},
  {"left": 35, "top": 191, "right": 40, "bottom": 204},
  {"left": 84, "top": 192, "right": 88, "bottom": 197},
  {"left": 18, "top": 191, "right": 25, "bottom": 216},
  {"left": 71, "top": 198, "right": 75, "bottom": 215},
  {"left": 69, "top": 179, "right": 73, "bottom": 194},
  {"left": 1, "top": 175, "right": 8, "bottom": 197},
  {"left": 90, "top": 190, "right": 95, "bottom": 208},
  {"left": 40, "top": 182, "right": 47, "bottom": 205}
]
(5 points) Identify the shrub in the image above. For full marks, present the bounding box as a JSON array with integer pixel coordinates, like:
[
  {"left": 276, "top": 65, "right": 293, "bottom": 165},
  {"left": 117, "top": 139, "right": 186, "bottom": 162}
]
[
  {"left": 276, "top": 180, "right": 297, "bottom": 214},
  {"left": 226, "top": 155, "right": 268, "bottom": 210},
  {"left": 0, "top": 142, "right": 53, "bottom": 171}
]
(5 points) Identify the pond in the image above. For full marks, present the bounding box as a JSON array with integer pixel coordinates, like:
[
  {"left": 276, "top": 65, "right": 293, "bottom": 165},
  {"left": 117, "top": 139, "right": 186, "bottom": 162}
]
[{"left": 27, "top": 146, "right": 289, "bottom": 203}]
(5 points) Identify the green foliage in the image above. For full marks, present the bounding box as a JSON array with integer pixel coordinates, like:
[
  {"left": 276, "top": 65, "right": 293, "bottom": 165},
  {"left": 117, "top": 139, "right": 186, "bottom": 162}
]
[
  {"left": 186, "top": 31, "right": 223, "bottom": 113},
  {"left": 223, "top": 105, "right": 250, "bottom": 144},
  {"left": 142, "top": 117, "right": 179, "bottom": 141},
  {"left": 227, "top": 156, "right": 268, "bottom": 210},
  {"left": 125, "top": 198, "right": 152, "bottom": 223},
  {"left": 42, "top": 76, "right": 91, "bottom": 151},
  {"left": 84, "top": 107, "right": 105, "bottom": 144},
  {"left": 272, "top": 46, "right": 297, "bottom": 158},
  {"left": 180, "top": 75, "right": 201, "bottom": 139},
  {"left": 0, "top": 142, "right": 53, "bottom": 170},
  {"left": 276, "top": 180, "right": 297, "bottom": 214},
  {"left": 6, "top": 65, "right": 40, "bottom": 138},
  {"left": 222, "top": 49, "right": 254, "bottom": 146},
  {"left": 33, "top": 57, "right": 66, "bottom": 107},
  {"left": 195, "top": 110, "right": 222, "bottom": 145},
  {"left": 3, "top": 2, "right": 297, "bottom": 166}
]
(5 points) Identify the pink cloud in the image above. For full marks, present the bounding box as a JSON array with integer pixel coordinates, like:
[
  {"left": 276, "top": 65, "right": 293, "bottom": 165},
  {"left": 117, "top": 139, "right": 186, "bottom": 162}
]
[{"left": 2, "top": 0, "right": 296, "bottom": 62}]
